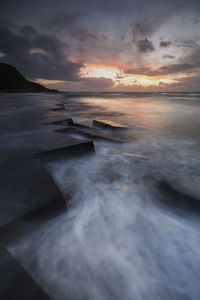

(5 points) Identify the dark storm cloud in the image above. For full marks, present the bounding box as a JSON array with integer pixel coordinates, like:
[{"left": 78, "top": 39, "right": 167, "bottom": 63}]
[
  {"left": 0, "top": 24, "right": 82, "bottom": 80},
  {"left": 136, "top": 38, "right": 155, "bottom": 53},
  {"left": 175, "top": 75, "right": 200, "bottom": 86},
  {"left": 132, "top": 18, "right": 168, "bottom": 40},
  {"left": 165, "top": 75, "right": 200, "bottom": 91},
  {"left": 125, "top": 60, "right": 200, "bottom": 76},
  {"left": 18, "top": 25, "right": 38, "bottom": 36},
  {"left": 160, "top": 41, "right": 172, "bottom": 47},
  {"left": 48, "top": 12, "right": 81, "bottom": 28},
  {"left": 157, "top": 63, "right": 195, "bottom": 75},
  {"left": 45, "top": 12, "right": 82, "bottom": 33},
  {"left": 69, "top": 28, "right": 98, "bottom": 42}
]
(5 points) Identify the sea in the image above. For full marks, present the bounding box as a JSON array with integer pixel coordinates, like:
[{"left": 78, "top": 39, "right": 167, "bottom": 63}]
[{"left": 7, "top": 92, "right": 200, "bottom": 300}]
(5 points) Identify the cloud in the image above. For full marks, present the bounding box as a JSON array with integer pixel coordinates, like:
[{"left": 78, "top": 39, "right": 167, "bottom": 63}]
[
  {"left": 163, "top": 54, "right": 175, "bottom": 59},
  {"left": 0, "top": 23, "right": 82, "bottom": 81},
  {"left": 45, "top": 12, "right": 82, "bottom": 33},
  {"left": 41, "top": 77, "right": 114, "bottom": 91},
  {"left": 0, "top": 0, "right": 200, "bottom": 91},
  {"left": 81, "top": 77, "right": 114, "bottom": 89},
  {"left": 69, "top": 28, "right": 98, "bottom": 42},
  {"left": 19, "top": 25, "right": 37, "bottom": 36},
  {"left": 125, "top": 67, "right": 151, "bottom": 75},
  {"left": 160, "top": 41, "right": 172, "bottom": 47},
  {"left": 125, "top": 61, "right": 199, "bottom": 76},
  {"left": 157, "top": 63, "right": 194, "bottom": 74},
  {"left": 164, "top": 74, "right": 200, "bottom": 91},
  {"left": 136, "top": 38, "right": 155, "bottom": 53}
]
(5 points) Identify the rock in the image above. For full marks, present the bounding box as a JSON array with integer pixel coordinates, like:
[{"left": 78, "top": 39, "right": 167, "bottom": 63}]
[
  {"left": 51, "top": 106, "right": 65, "bottom": 111},
  {"left": 64, "top": 120, "right": 93, "bottom": 129},
  {"left": 161, "top": 174, "right": 200, "bottom": 203},
  {"left": 62, "top": 119, "right": 74, "bottom": 126},
  {"left": 162, "top": 174, "right": 200, "bottom": 200},
  {"left": 0, "top": 94, "right": 95, "bottom": 229},
  {"left": 56, "top": 127, "right": 123, "bottom": 143},
  {"left": 0, "top": 155, "right": 66, "bottom": 228},
  {"left": 0, "top": 246, "right": 50, "bottom": 299},
  {"left": 43, "top": 118, "right": 73, "bottom": 126},
  {"left": 33, "top": 132, "right": 95, "bottom": 160},
  {"left": 93, "top": 119, "right": 127, "bottom": 130}
]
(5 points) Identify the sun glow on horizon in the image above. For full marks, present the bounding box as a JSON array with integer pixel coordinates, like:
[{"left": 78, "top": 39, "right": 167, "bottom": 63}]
[
  {"left": 80, "top": 65, "right": 177, "bottom": 87},
  {"left": 80, "top": 66, "right": 119, "bottom": 80}
]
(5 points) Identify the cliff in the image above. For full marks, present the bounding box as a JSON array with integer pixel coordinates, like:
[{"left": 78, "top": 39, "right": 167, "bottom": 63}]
[{"left": 0, "top": 63, "right": 56, "bottom": 92}]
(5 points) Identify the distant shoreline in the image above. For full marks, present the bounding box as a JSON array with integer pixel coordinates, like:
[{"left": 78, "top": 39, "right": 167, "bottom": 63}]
[
  {"left": 0, "top": 90, "right": 200, "bottom": 95},
  {"left": 0, "top": 89, "right": 60, "bottom": 93}
]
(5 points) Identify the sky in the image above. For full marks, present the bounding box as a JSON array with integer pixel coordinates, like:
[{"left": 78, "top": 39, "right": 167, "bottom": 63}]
[{"left": 0, "top": 0, "right": 200, "bottom": 92}]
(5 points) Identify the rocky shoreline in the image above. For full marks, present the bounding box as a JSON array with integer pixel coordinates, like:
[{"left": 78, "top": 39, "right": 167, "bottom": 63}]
[{"left": 0, "top": 92, "right": 199, "bottom": 299}]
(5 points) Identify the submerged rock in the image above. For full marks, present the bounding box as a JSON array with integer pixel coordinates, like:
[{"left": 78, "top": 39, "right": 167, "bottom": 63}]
[
  {"left": 62, "top": 118, "right": 74, "bottom": 126},
  {"left": 0, "top": 156, "right": 66, "bottom": 228},
  {"left": 0, "top": 247, "right": 50, "bottom": 299},
  {"left": 63, "top": 119, "right": 92, "bottom": 129},
  {"left": 93, "top": 119, "right": 127, "bottom": 130},
  {"left": 161, "top": 174, "right": 200, "bottom": 203},
  {"left": 51, "top": 106, "right": 65, "bottom": 111},
  {"left": 43, "top": 118, "right": 73, "bottom": 125},
  {"left": 120, "top": 152, "right": 148, "bottom": 159},
  {"left": 56, "top": 127, "right": 123, "bottom": 143}
]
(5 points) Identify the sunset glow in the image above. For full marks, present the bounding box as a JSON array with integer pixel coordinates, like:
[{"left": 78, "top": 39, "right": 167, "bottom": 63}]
[
  {"left": 1, "top": 0, "right": 200, "bottom": 92},
  {"left": 80, "top": 66, "right": 119, "bottom": 80},
  {"left": 80, "top": 65, "right": 177, "bottom": 87}
]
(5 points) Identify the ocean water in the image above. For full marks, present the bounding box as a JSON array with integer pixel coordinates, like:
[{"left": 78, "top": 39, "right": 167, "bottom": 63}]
[{"left": 8, "top": 93, "right": 200, "bottom": 300}]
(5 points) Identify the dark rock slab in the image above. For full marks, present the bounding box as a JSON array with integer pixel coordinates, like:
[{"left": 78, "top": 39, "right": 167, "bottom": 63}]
[
  {"left": 56, "top": 127, "right": 123, "bottom": 143},
  {"left": 51, "top": 106, "right": 65, "bottom": 111},
  {"left": 35, "top": 132, "right": 95, "bottom": 160},
  {"left": 93, "top": 119, "right": 127, "bottom": 130},
  {"left": 63, "top": 119, "right": 92, "bottom": 129},
  {"left": 0, "top": 246, "right": 50, "bottom": 299},
  {"left": 161, "top": 174, "right": 200, "bottom": 203},
  {"left": 43, "top": 118, "right": 73, "bottom": 125},
  {"left": 62, "top": 118, "right": 75, "bottom": 126},
  {"left": 0, "top": 155, "right": 66, "bottom": 228},
  {"left": 0, "top": 131, "right": 95, "bottom": 163}
]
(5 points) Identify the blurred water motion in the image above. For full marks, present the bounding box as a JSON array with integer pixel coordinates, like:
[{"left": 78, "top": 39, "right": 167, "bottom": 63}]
[{"left": 8, "top": 93, "right": 200, "bottom": 300}]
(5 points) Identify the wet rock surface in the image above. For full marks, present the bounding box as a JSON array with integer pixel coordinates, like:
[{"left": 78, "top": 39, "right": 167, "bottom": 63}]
[
  {"left": 0, "top": 93, "right": 95, "bottom": 298},
  {"left": 56, "top": 126, "right": 123, "bottom": 143},
  {"left": 161, "top": 174, "right": 200, "bottom": 203},
  {"left": 0, "top": 155, "right": 66, "bottom": 228},
  {"left": 0, "top": 246, "right": 50, "bottom": 299},
  {"left": 43, "top": 117, "right": 74, "bottom": 125},
  {"left": 93, "top": 119, "right": 127, "bottom": 130}
]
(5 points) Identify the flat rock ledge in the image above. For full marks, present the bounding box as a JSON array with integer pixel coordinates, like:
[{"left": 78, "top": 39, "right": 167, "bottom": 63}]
[
  {"left": 56, "top": 127, "right": 123, "bottom": 143},
  {"left": 0, "top": 156, "right": 66, "bottom": 229},
  {"left": 93, "top": 119, "right": 127, "bottom": 130},
  {"left": 0, "top": 246, "right": 50, "bottom": 299},
  {"left": 161, "top": 174, "right": 200, "bottom": 207}
]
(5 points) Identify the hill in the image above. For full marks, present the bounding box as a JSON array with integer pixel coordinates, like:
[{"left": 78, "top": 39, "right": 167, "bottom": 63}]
[{"left": 0, "top": 63, "right": 56, "bottom": 92}]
